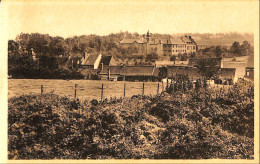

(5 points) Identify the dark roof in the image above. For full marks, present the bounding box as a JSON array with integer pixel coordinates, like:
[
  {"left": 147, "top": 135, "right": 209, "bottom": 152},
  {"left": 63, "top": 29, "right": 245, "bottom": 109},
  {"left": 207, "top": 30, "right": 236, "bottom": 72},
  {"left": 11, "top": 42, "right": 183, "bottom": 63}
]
[
  {"left": 79, "top": 68, "right": 99, "bottom": 75},
  {"left": 176, "top": 67, "right": 201, "bottom": 79},
  {"left": 82, "top": 53, "right": 100, "bottom": 65},
  {"left": 100, "top": 56, "right": 112, "bottom": 65},
  {"left": 121, "top": 66, "right": 155, "bottom": 76},
  {"left": 219, "top": 68, "right": 236, "bottom": 78},
  {"left": 167, "top": 66, "right": 200, "bottom": 78},
  {"left": 99, "top": 66, "right": 124, "bottom": 75}
]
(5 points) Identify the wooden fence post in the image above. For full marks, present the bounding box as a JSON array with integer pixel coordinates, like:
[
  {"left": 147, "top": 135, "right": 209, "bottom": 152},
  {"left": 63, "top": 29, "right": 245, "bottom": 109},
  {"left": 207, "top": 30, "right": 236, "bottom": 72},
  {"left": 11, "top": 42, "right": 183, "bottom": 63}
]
[
  {"left": 41, "top": 85, "right": 43, "bottom": 95},
  {"left": 74, "top": 84, "right": 77, "bottom": 99},
  {"left": 157, "top": 83, "right": 159, "bottom": 95},
  {"left": 166, "top": 78, "right": 169, "bottom": 89},
  {"left": 101, "top": 84, "right": 104, "bottom": 101},
  {"left": 162, "top": 81, "right": 164, "bottom": 92},
  {"left": 142, "top": 83, "right": 144, "bottom": 96},
  {"left": 124, "top": 83, "right": 126, "bottom": 97}
]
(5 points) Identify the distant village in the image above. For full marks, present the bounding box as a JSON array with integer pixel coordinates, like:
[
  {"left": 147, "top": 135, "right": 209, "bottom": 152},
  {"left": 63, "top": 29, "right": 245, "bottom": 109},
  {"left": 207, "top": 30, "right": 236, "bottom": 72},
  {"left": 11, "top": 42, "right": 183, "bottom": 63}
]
[{"left": 22, "top": 31, "right": 254, "bottom": 83}]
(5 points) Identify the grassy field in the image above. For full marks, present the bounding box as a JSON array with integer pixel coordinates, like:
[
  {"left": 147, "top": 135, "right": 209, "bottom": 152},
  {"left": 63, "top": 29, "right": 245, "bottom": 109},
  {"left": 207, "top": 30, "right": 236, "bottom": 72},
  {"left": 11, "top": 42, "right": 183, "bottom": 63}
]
[{"left": 8, "top": 79, "right": 164, "bottom": 101}]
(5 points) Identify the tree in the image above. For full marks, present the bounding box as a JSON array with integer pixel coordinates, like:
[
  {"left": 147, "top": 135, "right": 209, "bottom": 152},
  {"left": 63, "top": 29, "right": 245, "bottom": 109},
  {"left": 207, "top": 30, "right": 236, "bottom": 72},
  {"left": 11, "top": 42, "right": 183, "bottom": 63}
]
[
  {"left": 196, "top": 59, "right": 220, "bottom": 80},
  {"left": 215, "top": 46, "right": 222, "bottom": 57},
  {"left": 230, "top": 41, "right": 241, "bottom": 55},
  {"left": 170, "top": 56, "right": 176, "bottom": 64}
]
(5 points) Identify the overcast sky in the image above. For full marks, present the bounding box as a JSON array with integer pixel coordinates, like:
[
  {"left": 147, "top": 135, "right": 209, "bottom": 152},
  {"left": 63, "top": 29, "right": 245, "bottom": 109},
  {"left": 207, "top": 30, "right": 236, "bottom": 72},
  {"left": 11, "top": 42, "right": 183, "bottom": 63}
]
[{"left": 3, "top": 0, "right": 259, "bottom": 40}]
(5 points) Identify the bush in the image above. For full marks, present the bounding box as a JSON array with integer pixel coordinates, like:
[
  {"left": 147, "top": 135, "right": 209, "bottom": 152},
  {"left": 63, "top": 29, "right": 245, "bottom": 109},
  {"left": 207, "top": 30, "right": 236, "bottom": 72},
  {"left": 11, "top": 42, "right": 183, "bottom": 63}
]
[{"left": 8, "top": 82, "right": 254, "bottom": 159}]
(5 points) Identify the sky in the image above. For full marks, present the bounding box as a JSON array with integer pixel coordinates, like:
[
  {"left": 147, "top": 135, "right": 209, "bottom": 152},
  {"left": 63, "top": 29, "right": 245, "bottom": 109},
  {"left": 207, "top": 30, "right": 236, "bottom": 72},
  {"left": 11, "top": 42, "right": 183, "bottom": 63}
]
[{"left": 2, "top": 0, "right": 259, "bottom": 40}]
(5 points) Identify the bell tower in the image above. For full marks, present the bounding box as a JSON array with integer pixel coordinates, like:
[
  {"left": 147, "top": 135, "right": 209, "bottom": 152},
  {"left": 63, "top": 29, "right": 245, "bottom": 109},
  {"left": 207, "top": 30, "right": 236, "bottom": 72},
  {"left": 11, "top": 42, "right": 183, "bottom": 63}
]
[{"left": 146, "top": 30, "right": 151, "bottom": 43}]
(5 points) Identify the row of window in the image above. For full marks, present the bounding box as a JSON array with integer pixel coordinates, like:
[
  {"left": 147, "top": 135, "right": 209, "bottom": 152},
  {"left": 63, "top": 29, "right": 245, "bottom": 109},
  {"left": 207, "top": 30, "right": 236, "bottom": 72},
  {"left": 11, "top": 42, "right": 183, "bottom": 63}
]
[
  {"left": 163, "top": 45, "right": 187, "bottom": 48},
  {"left": 164, "top": 49, "right": 186, "bottom": 52},
  {"left": 187, "top": 46, "right": 196, "bottom": 50}
]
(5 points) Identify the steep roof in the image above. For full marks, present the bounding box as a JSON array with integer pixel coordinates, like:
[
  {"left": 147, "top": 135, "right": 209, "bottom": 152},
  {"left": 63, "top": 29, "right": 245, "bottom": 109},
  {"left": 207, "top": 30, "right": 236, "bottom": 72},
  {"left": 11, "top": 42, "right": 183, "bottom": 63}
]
[
  {"left": 100, "top": 56, "right": 112, "bottom": 65},
  {"left": 121, "top": 66, "right": 155, "bottom": 76},
  {"left": 82, "top": 53, "right": 100, "bottom": 65}
]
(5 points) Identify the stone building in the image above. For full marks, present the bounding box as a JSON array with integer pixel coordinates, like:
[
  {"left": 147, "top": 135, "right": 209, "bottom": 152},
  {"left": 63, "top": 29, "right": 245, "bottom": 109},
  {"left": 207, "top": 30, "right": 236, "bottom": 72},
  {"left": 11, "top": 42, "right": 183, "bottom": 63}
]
[{"left": 119, "top": 31, "right": 197, "bottom": 56}]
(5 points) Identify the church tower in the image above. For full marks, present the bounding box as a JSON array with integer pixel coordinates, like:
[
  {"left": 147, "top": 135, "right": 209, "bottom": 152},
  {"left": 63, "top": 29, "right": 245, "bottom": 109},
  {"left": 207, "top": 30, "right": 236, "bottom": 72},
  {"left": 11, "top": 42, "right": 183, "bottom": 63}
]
[
  {"left": 146, "top": 30, "right": 151, "bottom": 43},
  {"left": 146, "top": 30, "right": 152, "bottom": 55}
]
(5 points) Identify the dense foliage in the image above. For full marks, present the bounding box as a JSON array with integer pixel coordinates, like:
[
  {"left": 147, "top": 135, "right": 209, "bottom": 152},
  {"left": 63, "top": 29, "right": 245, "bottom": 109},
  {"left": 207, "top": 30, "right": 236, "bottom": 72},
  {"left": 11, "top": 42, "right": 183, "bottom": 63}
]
[
  {"left": 197, "top": 40, "right": 254, "bottom": 58},
  {"left": 8, "top": 81, "right": 254, "bottom": 159}
]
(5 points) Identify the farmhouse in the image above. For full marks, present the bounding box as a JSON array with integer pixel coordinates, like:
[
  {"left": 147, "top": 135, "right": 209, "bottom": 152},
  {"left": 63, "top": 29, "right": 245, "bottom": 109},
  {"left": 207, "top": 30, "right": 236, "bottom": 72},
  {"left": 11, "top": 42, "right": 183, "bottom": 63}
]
[{"left": 81, "top": 53, "right": 102, "bottom": 69}]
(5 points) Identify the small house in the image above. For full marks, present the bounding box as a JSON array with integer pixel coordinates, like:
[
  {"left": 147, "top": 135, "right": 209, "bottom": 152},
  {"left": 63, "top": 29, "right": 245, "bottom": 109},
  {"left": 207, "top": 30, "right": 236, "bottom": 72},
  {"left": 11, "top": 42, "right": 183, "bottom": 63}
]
[{"left": 81, "top": 53, "right": 102, "bottom": 69}]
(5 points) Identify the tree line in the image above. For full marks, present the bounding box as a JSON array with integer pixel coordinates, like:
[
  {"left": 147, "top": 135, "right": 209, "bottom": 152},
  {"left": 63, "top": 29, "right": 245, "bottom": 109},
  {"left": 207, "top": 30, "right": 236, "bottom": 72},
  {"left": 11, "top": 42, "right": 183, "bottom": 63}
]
[{"left": 197, "top": 40, "right": 254, "bottom": 58}]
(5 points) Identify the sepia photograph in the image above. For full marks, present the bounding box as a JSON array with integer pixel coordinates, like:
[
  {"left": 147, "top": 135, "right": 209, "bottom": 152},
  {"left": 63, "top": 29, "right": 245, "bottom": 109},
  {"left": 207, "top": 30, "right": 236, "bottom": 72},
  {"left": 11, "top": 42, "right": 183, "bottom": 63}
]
[{"left": 0, "top": 0, "right": 259, "bottom": 163}]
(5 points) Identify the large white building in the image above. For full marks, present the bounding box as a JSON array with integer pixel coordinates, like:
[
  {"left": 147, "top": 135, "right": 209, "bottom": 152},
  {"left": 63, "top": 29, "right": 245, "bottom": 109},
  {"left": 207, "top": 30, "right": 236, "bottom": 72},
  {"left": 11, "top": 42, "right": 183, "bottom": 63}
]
[{"left": 120, "top": 31, "right": 197, "bottom": 56}]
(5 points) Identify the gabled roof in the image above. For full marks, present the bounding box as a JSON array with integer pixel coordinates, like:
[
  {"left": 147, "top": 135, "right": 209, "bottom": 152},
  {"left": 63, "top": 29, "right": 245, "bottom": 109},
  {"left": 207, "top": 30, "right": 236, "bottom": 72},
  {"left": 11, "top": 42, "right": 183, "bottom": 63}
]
[
  {"left": 121, "top": 66, "right": 155, "bottom": 76},
  {"left": 82, "top": 53, "right": 101, "bottom": 65},
  {"left": 170, "top": 38, "right": 185, "bottom": 44}
]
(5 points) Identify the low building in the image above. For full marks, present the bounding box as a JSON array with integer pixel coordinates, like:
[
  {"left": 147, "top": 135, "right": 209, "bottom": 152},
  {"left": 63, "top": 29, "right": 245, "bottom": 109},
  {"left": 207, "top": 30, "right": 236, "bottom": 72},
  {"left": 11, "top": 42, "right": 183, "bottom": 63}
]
[
  {"left": 121, "top": 66, "right": 159, "bottom": 82},
  {"left": 99, "top": 66, "right": 124, "bottom": 81}
]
